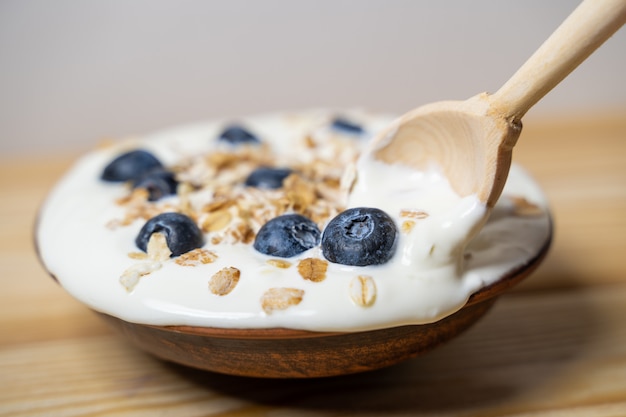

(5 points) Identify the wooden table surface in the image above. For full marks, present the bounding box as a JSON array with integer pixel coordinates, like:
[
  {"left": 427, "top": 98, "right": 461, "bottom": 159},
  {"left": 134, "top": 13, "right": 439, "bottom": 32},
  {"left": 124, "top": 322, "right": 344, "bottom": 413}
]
[{"left": 1, "top": 111, "right": 625, "bottom": 416}]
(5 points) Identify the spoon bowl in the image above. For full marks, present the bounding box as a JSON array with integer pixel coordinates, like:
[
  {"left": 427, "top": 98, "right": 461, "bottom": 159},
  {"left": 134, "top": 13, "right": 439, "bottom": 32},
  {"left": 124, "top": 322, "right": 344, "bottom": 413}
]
[{"left": 371, "top": 94, "right": 520, "bottom": 209}]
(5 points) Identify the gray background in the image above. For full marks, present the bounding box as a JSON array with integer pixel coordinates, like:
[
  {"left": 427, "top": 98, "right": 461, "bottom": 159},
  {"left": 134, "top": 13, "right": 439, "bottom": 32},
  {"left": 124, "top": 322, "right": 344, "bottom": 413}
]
[{"left": 1, "top": 0, "right": 624, "bottom": 155}]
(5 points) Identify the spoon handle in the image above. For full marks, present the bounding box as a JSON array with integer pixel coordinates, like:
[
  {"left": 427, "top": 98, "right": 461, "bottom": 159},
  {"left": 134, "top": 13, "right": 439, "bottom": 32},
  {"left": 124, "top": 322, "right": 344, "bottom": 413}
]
[{"left": 489, "top": 0, "right": 626, "bottom": 121}]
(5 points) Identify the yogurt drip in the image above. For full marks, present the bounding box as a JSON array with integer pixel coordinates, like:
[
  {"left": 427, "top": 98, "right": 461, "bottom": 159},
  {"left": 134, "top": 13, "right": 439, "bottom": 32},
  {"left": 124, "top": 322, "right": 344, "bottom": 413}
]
[{"left": 36, "top": 109, "right": 550, "bottom": 332}]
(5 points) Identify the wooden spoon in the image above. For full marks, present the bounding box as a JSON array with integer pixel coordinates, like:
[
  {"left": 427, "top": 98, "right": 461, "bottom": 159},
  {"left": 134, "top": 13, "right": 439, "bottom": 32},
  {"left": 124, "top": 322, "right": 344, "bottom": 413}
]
[
  {"left": 39, "top": 1, "right": 615, "bottom": 379},
  {"left": 370, "top": 0, "right": 625, "bottom": 209}
]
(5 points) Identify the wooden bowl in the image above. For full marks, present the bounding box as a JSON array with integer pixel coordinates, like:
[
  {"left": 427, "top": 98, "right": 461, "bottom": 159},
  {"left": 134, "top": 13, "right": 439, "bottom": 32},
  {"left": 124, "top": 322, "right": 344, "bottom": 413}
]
[{"left": 92, "top": 224, "right": 551, "bottom": 379}]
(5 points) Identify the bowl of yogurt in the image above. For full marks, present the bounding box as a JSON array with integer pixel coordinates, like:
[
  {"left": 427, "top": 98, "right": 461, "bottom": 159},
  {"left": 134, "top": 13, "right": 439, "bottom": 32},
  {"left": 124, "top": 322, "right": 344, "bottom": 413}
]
[{"left": 36, "top": 109, "right": 552, "bottom": 377}]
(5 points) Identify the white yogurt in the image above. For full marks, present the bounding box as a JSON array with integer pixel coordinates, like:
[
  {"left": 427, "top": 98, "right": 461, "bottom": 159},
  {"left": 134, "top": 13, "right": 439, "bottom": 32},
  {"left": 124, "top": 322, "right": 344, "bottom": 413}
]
[{"left": 36, "top": 109, "right": 551, "bottom": 332}]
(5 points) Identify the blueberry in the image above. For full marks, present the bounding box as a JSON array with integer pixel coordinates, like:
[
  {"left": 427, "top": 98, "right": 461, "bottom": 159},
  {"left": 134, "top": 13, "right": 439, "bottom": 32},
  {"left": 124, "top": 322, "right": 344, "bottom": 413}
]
[
  {"left": 245, "top": 167, "right": 292, "bottom": 189},
  {"left": 135, "top": 212, "right": 204, "bottom": 257},
  {"left": 321, "top": 207, "right": 397, "bottom": 266},
  {"left": 330, "top": 117, "right": 365, "bottom": 135},
  {"left": 253, "top": 214, "right": 321, "bottom": 258},
  {"left": 101, "top": 150, "right": 163, "bottom": 182},
  {"left": 132, "top": 169, "right": 178, "bottom": 201},
  {"left": 218, "top": 125, "right": 260, "bottom": 145}
]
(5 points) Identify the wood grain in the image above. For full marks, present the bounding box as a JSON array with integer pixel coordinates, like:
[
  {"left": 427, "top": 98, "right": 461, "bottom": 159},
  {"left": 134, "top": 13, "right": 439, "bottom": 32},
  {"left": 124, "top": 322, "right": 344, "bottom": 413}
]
[{"left": 1, "top": 111, "right": 625, "bottom": 415}]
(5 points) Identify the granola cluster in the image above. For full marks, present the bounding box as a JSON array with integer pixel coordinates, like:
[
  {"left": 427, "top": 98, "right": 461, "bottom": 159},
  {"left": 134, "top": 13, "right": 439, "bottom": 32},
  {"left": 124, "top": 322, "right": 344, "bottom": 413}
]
[
  {"left": 110, "top": 116, "right": 385, "bottom": 313},
  {"left": 110, "top": 134, "right": 355, "bottom": 246}
]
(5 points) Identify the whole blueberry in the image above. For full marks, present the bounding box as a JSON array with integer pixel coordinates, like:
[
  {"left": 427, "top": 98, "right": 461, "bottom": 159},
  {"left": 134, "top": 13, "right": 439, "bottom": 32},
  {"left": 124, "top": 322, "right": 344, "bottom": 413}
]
[
  {"left": 101, "top": 150, "right": 163, "bottom": 182},
  {"left": 321, "top": 207, "right": 397, "bottom": 266},
  {"left": 330, "top": 117, "right": 365, "bottom": 135},
  {"left": 132, "top": 169, "right": 179, "bottom": 201},
  {"left": 218, "top": 125, "right": 260, "bottom": 145},
  {"left": 245, "top": 167, "right": 292, "bottom": 189},
  {"left": 253, "top": 214, "right": 321, "bottom": 258},
  {"left": 135, "top": 212, "right": 204, "bottom": 257}
]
